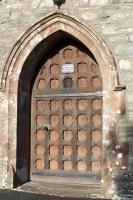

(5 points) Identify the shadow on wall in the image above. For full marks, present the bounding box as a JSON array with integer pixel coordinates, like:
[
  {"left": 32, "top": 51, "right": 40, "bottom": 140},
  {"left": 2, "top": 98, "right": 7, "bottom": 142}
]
[
  {"left": 0, "top": 189, "right": 107, "bottom": 200},
  {"left": 114, "top": 121, "right": 133, "bottom": 199},
  {"left": 115, "top": 171, "right": 133, "bottom": 199},
  {"left": 13, "top": 166, "right": 24, "bottom": 187}
]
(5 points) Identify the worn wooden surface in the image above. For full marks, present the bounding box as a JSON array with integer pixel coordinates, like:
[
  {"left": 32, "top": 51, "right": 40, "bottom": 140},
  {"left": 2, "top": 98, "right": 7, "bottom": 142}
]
[{"left": 32, "top": 44, "right": 102, "bottom": 178}]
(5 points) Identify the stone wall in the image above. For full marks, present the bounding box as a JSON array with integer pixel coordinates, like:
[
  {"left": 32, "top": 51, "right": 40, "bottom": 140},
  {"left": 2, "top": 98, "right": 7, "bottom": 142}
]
[{"left": 0, "top": 0, "right": 133, "bottom": 199}]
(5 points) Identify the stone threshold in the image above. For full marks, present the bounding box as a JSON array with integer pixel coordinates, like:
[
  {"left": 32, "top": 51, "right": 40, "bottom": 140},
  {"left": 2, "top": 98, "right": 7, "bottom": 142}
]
[
  {"left": 0, "top": 189, "right": 111, "bottom": 200},
  {"left": 18, "top": 180, "right": 103, "bottom": 199}
]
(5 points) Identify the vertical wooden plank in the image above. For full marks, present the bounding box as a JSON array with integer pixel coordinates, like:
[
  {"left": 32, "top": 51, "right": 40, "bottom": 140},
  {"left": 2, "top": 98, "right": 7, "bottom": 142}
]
[
  {"left": 71, "top": 99, "right": 78, "bottom": 170},
  {"left": 58, "top": 100, "right": 63, "bottom": 170},
  {"left": 44, "top": 100, "right": 50, "bottom": 169}
]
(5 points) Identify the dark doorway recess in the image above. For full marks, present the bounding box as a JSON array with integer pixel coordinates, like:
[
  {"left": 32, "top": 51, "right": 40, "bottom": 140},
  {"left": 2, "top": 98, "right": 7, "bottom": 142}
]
[{"left": 15, "top": 30, "right": 101, "bottom": 189}]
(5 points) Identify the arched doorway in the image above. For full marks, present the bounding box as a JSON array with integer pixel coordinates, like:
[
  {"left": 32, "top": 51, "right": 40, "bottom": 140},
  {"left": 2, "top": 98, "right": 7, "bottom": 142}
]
[
  {"left": 16, "top": 30, "right": 103, "bottom": 187},
  {"left": 4, "top": 13, "right": 124, "bottom": 198},
  {"left": 31, "top": 33, "right": 103, "bottom": 182}
]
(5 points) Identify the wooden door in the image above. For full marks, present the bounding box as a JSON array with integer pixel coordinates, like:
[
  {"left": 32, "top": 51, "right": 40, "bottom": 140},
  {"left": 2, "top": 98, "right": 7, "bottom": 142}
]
[{"left": 31, "top": 45, "right": 103, "bottom": 181}]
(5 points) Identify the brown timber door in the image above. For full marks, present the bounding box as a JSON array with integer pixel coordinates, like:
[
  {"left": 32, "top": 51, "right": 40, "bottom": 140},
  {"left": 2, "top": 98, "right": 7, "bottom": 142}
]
[{"left": 31, "top": 45, "right": 103, "bottom": 183}]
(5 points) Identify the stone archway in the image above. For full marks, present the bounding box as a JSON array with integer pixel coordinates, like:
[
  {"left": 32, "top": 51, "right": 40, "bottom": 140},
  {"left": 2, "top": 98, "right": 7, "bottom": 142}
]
[{"left": 3, "top": 13, "right": 125, "bottom": 198}]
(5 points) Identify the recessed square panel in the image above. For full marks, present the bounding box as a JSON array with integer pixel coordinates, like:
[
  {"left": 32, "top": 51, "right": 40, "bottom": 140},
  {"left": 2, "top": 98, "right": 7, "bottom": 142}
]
[
  {"left": 78, "top": 130, "right": 87, "bottom": 142},
  {"left": 37, "top": 129, "right": 45, "bottom": 140},
  {"left": 36, "top": 144, "right": 45, "bottom": 155},
  {"left": 92, "top": 99, "right": 102, "bottom": 110},
  {"left": 64, "top": 130, "right": 73, "bottom": 142},
  {"left": 92, "top": 161, "right": 101, "bottom": 172},
  {"left": 78, "top": 145, "right": 87, "bottom": 156},
  {"left": 50, "top": 64, "right": 59, "bottom": 74},
  {"left": 62, "top": 48, "right": 73, "bottom": 59},
  {"left": 92, "top": 115, "right": 102, "bottom": 126},
  {"left": 92, "top": 146, "right": 102, "bottom": 157},
  {"left": 37, "top": 79, "right": 46, "bottom": 90},
  {"left": 64, "top": 145, "right": 72, "bottom": 156},
  {"left": 78, "top": 100, "right": 88, "bottom": 111},
  {"left": 37, "top": 115, "right": 49, "bottom": 126},
  {"left": 50, "top": 100, "right": 60, "bottom": 112},
  {"left": 50, "top": 130, "right": 59, "bottom": 142},
  {"left": 78, "top": 78, "right": 87, "bottom": 88},
  {"left": 50, "top": 145, "right": 58, "bottom": 156},
  {"left": 77, "top": 161, "right": 87, "bottom": 171},
  {"left": 90, "top": 63, "right": 98, "bottom": 73},
  {"left": 77, "top": 50, "right": 86, "bottom": 58},
  {"left": 35, "top": 159, "right": 44, "bottom": 170},
  {"left": 64, "top": 100, "right": 74, "bottom": 111},
  {"left": 37, "top": 101, "right": 49, "bottom": 112},
  {"left": 51, "top": 115, "right": 59, "bottom": 128},
  {"left": 92, "top": 131, "right": 102, "bottom": 143},
  {"left": 64, "top": 115, "right": 73, "bottom": 127},
  {"left": 64, "top": 161, "right": 73, "bottom": 171},
  {"left": 78, "top": 115, "right": 87, "bottom": 126},
  {"left": 92, "top": 77, "right": 102, "bottom": 89},
  {"left": 77, "top": 63, "right": 87, "bottom": 73},
  {"left": 50, "top": 160, "right": 58, "bottom": 170},
  {"left": 50, "top": 79, "right": 59, "bottom": 89}
]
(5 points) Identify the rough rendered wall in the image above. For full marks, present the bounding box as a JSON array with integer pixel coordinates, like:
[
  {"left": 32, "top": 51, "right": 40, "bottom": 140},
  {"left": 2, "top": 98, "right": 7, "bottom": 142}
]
[{"left": 0, "top": 0, "right": 133, "bottom": 199}]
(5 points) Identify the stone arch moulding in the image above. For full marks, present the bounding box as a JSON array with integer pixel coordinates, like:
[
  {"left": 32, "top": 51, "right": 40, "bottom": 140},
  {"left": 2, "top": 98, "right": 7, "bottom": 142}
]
[
  {"left": 2, "top": 12, "right": 121, "bottom": 91},
  {"left": 4, "top": 12, "right": 126, "bottom": 197}
]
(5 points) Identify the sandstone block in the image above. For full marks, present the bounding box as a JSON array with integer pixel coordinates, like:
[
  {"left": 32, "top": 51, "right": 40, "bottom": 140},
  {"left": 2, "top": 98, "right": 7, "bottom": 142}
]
[
  {"left": 115, "top": 42, "right": 133, "bottom": 54},
  {"left": 90, "top": 0, "right": 109, "bottom": 5}
]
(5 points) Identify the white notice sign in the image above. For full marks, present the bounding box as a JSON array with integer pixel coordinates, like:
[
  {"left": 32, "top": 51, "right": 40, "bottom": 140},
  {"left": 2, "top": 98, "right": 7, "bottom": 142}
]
[{"left": 61, "top": 64, "right": 75, "bottom": 73}]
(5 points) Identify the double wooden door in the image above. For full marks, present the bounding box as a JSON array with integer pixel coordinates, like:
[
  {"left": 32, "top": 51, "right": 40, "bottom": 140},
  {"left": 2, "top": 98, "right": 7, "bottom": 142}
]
[{"left": 31, "top": 45, "right": 103, "bottom": 181}]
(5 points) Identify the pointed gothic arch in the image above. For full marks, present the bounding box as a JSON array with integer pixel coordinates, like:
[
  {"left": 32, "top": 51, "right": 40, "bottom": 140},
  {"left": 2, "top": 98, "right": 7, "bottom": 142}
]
[
  {"left": 3, "top": 13, "right": 125, "bottom": 197},
  {"left": 1, "top": 13, "right": 119, "bottom": 91}
]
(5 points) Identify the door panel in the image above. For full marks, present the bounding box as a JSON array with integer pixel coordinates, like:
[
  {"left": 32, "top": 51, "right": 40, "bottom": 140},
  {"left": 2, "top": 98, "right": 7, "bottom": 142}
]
[{"left": 31, "top": 45, "right": 103, "bottom": 180}]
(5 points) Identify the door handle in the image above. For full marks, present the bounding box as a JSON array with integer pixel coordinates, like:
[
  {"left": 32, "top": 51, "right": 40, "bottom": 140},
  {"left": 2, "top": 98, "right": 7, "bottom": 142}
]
[{"left": 43, "top": 124, "right": 50, "bottom": 134}]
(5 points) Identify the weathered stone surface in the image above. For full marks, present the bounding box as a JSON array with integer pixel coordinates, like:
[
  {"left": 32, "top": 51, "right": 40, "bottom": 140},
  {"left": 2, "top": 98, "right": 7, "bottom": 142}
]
[
  {"left": 129, "top": 34, "right": 133, "bottom": 41},
  {"left": 119, "top": 59, "right": 133, "bottom": 70},
  {"left": 0, "top": 189, "right": 108, "bottom": 200},
  {"left": 108, "top": 35, "right": 128, "bottom": 45},
  {"left": 90, "top": 0, "right": 110, "bottom": 5},
  {"left": 0, "top": 0, "right": 133, "bottom": 199},
  {"left": 81, "top": 11, "right": 100, "bottom": 21},
  {"left": 115, "top": 172, "right": 133, "bottom": 199},
  {"left": 115, "top": 42, "right": 133, "bottom": 54},
  {"left": 102, "top": 24, "right": 117, "bottom": 34}
]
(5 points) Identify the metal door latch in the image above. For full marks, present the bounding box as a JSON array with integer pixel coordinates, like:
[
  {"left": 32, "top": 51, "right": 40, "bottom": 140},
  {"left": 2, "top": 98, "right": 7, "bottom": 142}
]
[{"left": 43, "top": 124, "right": 51, "bottom": 134}]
